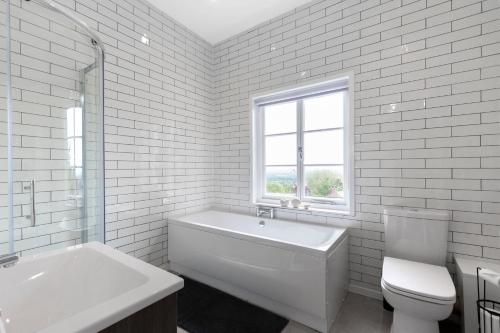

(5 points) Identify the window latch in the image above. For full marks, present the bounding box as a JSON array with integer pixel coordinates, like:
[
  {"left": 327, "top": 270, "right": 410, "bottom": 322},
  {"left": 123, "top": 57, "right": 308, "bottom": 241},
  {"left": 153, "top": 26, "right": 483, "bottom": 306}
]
[{"left": 298, "top": 146, "right": 303, "bottom": 160}]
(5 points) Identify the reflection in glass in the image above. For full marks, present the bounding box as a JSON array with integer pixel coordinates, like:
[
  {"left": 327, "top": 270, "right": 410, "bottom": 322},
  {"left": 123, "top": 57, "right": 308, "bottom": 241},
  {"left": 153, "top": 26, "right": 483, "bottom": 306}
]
[{"left": 67, "top": 107, "right": 83, "bottom": 169}]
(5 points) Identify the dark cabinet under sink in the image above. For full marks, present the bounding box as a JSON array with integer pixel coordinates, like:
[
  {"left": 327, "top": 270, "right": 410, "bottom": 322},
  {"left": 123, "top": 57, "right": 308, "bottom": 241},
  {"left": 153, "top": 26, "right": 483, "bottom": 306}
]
[{"left": 100, "top": 293, "right": 178, "bottom": 333}]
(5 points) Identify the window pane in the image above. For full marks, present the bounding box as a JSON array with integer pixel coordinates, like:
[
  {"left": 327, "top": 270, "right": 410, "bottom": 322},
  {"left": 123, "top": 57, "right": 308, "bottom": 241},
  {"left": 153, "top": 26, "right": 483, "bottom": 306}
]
[
  {"left": 304, "top": 92, "right": 344, "bottom": 131},
  {"left": 264, "top": 101, "right": 297, "bottom": 135},
  {"left": 265, "top": 134, "right": 297, "bottom": 165},
  {"left": 304, "top": 130, "right": 343, "bottom": 165},
  {"left": 304, "top": 166, "right": 344, "bottom": 199},
  {"left": 265, "top": 166, "right": 297, "bottom": 196}
]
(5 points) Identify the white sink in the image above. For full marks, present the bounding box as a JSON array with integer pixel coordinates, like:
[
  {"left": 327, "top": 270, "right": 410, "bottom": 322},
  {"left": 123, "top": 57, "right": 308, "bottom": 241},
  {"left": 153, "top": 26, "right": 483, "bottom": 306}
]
[{"left": 0, "top": 242, "right": 183, "bottom": 333}]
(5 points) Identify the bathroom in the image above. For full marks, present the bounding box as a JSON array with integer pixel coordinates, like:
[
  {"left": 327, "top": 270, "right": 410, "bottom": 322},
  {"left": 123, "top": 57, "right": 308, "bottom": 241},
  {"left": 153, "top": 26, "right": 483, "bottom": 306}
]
[{"left": 0, "top": 0, "right": 499, "bottom": 332}]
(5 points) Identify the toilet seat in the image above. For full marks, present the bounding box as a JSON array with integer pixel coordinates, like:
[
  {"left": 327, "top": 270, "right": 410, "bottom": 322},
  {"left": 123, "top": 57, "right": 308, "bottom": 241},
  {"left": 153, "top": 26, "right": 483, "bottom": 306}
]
[
  {"left": 381, "top": 279, "right": 454, "bottom": 305},
  {"left": 382, "top": 257, "right": 455, "bottom": 305}
]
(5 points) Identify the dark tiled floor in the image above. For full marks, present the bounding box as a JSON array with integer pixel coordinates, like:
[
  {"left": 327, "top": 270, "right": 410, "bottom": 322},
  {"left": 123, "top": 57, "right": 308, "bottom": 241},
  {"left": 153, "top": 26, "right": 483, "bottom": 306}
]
[{"left": 179, "top": 292, "right": 462, "bottom": 333}]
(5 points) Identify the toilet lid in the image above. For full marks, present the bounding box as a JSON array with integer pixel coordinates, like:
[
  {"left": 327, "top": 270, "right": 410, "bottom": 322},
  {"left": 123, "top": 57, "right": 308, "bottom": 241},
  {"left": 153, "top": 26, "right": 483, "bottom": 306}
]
[{"left": 382, "top": 257, "right": 456, "bottom": 303}]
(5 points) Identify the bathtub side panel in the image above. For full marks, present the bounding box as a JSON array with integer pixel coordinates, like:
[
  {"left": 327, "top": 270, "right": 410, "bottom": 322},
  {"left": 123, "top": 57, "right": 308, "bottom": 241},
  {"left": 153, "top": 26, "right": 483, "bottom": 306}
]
[
  {"left": 326, "top": 235, "right": 349, "bottom": 331},
  {"left": 168, "top": 223, "right": 327, "bottom": 320}
]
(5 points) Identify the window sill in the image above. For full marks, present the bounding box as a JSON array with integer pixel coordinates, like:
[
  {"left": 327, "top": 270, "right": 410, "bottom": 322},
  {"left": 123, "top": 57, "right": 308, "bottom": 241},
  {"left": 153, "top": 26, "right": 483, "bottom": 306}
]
[{"left": 255, "top": 202, "right": 353, "bottom": 217}]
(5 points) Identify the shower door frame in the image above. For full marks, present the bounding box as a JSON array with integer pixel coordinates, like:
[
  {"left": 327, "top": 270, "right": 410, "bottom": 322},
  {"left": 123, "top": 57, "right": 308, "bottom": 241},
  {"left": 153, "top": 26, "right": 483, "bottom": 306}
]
[{"left": 4, "top": 0, "right": 106, "bottom": 254}]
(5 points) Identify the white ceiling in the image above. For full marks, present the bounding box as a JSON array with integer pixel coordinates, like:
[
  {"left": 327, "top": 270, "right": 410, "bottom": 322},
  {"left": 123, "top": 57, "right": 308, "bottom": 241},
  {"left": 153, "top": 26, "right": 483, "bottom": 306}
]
[{"left": 145, "top": 0, "right": 315, "bottom": 45}]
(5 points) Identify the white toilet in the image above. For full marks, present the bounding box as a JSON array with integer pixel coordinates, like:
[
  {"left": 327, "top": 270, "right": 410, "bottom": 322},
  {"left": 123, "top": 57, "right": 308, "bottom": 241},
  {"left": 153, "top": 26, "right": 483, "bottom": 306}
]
[{"left": 381, "top": 208, "right": 456, "bottom": 333}]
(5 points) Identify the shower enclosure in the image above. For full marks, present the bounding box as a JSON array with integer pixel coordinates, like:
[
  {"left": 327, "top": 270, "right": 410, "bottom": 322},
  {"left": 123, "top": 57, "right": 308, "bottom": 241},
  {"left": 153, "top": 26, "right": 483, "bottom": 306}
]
[{"left": 0, "top": 0, "right": 105, "bottom": 256}]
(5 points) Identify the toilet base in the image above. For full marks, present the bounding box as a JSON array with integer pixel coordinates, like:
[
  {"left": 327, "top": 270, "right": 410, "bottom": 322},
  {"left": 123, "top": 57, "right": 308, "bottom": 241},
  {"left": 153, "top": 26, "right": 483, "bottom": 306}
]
[{"left": 391, "top": 310, "right": 439, "bottom": 333}]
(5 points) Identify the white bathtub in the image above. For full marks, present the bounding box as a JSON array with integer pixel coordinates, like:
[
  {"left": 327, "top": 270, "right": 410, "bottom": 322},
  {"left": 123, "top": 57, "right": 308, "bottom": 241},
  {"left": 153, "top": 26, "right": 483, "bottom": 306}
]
[
  {"left": 0, "top": 242, "right": 183, "bottom": 333},
  {"left": 168, "top": 210, "right": 349, "bottom": 333}
]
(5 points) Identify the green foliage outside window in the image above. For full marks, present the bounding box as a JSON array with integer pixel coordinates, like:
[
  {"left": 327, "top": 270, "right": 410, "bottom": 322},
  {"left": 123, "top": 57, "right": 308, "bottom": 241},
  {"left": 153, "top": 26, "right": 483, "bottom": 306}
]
[
  {"left": 306, "top": 169, "right": 343, "bottom": 197},
  {"left": 266, "top": 180, "right": 295, "bottom": 194},
  {"left": 265, "top": 169, "right": 343, "bottom": 198}
]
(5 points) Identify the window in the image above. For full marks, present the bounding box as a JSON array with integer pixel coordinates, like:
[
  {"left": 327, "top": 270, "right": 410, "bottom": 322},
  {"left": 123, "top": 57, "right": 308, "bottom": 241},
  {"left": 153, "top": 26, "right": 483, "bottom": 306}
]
[{"left": 252, "top": 75, "right": 354, "bottom": 213}]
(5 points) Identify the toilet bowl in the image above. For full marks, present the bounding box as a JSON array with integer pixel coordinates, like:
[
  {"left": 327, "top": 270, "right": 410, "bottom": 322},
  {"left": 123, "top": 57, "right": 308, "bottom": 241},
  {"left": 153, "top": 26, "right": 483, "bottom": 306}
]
[
  {"left": 382, "top": 257, "right": 455, "bottom": 333},
  {"left": 381, "top": 208, "right": 456, "bottom": 333}
]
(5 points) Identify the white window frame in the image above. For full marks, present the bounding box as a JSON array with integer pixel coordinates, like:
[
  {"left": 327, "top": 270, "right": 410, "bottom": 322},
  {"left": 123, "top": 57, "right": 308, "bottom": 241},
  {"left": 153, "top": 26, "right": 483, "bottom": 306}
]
[{"left": 251, "top": 73, "right": 355, "bottom": 215}]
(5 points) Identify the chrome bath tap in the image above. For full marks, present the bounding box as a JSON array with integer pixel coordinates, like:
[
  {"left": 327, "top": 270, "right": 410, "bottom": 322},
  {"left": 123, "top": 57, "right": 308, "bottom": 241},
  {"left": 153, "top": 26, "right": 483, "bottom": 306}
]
[
  {"left": 0, "top": 254, "right": 18, "bottom": 268},
  {"left": 256, "top": 206, "right": 275, "bottom": 219}
]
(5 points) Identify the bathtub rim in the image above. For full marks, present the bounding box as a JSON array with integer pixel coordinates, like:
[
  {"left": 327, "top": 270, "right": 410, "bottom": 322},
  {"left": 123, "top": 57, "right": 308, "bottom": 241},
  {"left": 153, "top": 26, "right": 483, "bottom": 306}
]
[{"left": 168, "top": 210, "right": 347, "bottom": 258}]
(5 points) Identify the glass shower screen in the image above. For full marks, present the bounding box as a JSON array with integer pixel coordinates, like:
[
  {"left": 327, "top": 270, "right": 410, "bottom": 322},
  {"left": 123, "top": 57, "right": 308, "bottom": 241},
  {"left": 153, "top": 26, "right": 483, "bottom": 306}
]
[{"left": 1, "top": 0, "right": 105, "bottom": 256}]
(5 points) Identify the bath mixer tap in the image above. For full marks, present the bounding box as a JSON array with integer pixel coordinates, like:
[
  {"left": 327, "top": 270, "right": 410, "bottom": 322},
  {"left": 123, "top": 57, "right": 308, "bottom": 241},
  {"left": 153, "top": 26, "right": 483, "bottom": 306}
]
[
  {"left": 256, "top": 206, "right": 274, "bottom": 219},
  {"left": 0, "top": 254, "right": 18, "bottom": 268}
]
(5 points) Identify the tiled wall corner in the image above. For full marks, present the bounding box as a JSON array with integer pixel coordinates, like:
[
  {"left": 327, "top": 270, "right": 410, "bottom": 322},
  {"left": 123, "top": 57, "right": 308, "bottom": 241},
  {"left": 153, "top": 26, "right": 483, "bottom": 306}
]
[
  {"left": 0, "top": 0, "right": 217, "bottom": 266},
  {"left": 212, "top": 0, "right": 500, "bottom": 293}
]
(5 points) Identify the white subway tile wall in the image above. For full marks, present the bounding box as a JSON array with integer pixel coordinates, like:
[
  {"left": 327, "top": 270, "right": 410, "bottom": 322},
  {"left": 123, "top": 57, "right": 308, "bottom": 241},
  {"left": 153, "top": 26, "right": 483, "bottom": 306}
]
[
  {"left": 95, "top": 0, "right": 216, "bottom": 266},
  {"left": 0, "top": 0, "right": 499, "bottom": 296},
  {"left": 213, "top": 0, "right": 500, "bottom": 294}
]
